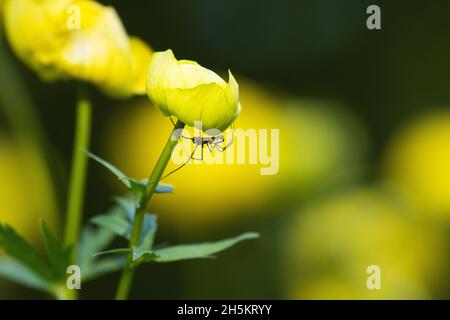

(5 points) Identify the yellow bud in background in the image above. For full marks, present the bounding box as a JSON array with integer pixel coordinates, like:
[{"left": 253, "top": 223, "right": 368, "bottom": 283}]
[
  {"left": 0, "top": 136, "right": 57, "bottom": 241},
  {"left": 0, "top": 0, "right": 4, "bottom": 21},
  {"left": 383, "top": 111, "right": 450, "bottom": 219},
  {"left": 279, "top": 99, "right": 369, "bottom": 197},
  {"left": 282, "top": 188, "right": 445, "bottom": 299},
  {"left": 146, "top": 49, "right": 240, "bottom": 131},
  {"left": 2, "top": 0, "right": 152, "bottom": 98}
]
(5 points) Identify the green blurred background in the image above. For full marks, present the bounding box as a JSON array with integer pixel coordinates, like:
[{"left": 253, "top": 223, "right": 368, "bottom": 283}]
[{"left": 1, "top": 0, "right": 450, "bottom": 299}]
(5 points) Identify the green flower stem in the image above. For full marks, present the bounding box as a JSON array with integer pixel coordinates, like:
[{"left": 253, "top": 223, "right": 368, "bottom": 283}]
[
  {"left": 115, "top": 120, "right": 185, "bottom": 300},
  {"left": 64, "top": 85, "right": 92, "bottom": 265}
]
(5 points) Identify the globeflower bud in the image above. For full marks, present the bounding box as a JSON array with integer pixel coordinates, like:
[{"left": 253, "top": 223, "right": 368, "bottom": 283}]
[
  {"left": 2, "top": 0, "right": 152, "bottom": 98},
  {"left": 146, "top": 49, "right": 241, "bottom": 131}
]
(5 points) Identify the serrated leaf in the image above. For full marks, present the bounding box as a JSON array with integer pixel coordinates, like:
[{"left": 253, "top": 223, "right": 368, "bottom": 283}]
[
  {"left": 132, "top": 247, "right": 159, "bottom": 262},
  {"left": 86, "top": 151, "right": 174, "bottom": 198},
  {"left": 93, "top": 248, "right": 132, "bottom": 257},
  {"left": 81, "top": 257, "right": 124, "bottom": 282},
  {"left": 90, "top": 206, "right": 157, "bottom": 246},
  {"left": 114, "top": 196, "right": 135, "bottom": 217},
  {"left": 0, "top": 223, "right": 53, "bottom": 281},
  {"left": 77, "top": 225, "right": 116, "bottom": 270},
  {"left": 0, "top": 257, "right": 52, "bottom": 292},
  {"left": 77, "top": 224, "right": 124, "bottom": 282},
  {"left": 91, "top": 213, "right": 130, "bottom": 239},
  {"left": 153, "top": 232, "right": 259, "bottom": 263},
  {"left": 85, "top": 150, "right": 146, "bottom": 197},
  {"left": 40, "top": 221, "right": 71, "bottom": 279},
  {"left": 140, "top": 215, "right": 158, "bottom": 249},
  {"left": 108, "top": 196, "right": 157, "bottom": 246},
  {"left": 91, "top": 246, "right": 157, "bottom": 264}
]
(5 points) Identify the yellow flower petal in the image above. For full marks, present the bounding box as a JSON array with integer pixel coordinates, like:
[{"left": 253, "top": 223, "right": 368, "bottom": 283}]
[
  {"left": 146, "top": 49, "right": 241, "bottom": 131},
  {"left": 129, "top": 37, "right": 153, "bottom": 95},
  {"left": 164, "top": 83, "right": 231, "bottom": 131},
  {"left": 3, "top": 0, "right": 152, "bottom": 98},
  {"left": 146, "top": 49, "right": 185, "bottom": 115}
]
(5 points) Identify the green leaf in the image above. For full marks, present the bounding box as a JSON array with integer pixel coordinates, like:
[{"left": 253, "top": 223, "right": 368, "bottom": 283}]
[
  {"left": 92, "top": 248, "right": 132, "bottom": 257},
  {"left": 91, "top": 213, "right": 130, "bottom": 239},
  {"left": 153, "top": 232, "right": 259, "bottom": 263},
  {"left": 40, "top": 221, "right": 71, "bottom": 279},
  {"left": 85, "top": 150, "right": 146, "bottom": 197},
  {"left": 86, "top": 151, "right": 174, "bottom": 197},
  {"left": 89, "top": 229, "right": 258, "bottom": 268},
  {"left": 77, "top": 225, "right": 116, "bottom": 269},
  {"left": 116, "top": 197, "right": 157, "bottom": 247},
  {"left": 0, "top": 257, "right": 52, "bottom": 292},
  {"left": 93, "top": 247, "right": 157, "bottom": 263},
  {"left": 0, "top": 223, "right": 52, "bottom": 281},
  {"left": 77, "top": 225, "right": 123, "bottom": 282},
  {"left": 81, "top": 257, "right": 124, "bottom": 282},
  {"left": 95, "top": 197, "right": 158, "bottom": 247},
  {"left": 139, "top": 215, "right": 158, "bottom": 249},
  {"left": 132, "top": 247, "right": 159, "bottom": 262}
]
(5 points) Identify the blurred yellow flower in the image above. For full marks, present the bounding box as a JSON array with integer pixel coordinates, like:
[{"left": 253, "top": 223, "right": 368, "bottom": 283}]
[
  {"left": 2, "top": 0, "right": 152, "bottom": 97},
  {"left": 0, "top": 136, "right": 57, "bottom": 241},
  {"left": 282, "top": 188, "right": 445, "bottom": 299},
  {"left": 383, "top": 111, "right": 450, "bottom": 219},
  {"left": 103, "top": 80, "right": 367, "bottom": 233},
  {"left": 146, "top": 49, "right": 240, "bottom": 131},
  {"left": 280, "top": 100, "right": 368, "bottom": 197}
]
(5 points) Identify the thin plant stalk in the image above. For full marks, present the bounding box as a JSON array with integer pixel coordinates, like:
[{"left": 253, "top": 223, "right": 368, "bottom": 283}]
[
  {"left": 115, "top": 120, "right": 185, "bottom": 300},
  {"left": 64, "top": 85, "right": 92, "bottom": 263}
]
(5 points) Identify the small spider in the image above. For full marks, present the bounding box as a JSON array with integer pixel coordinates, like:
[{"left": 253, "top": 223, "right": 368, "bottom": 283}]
[{"left": 160, "top": 118, "right": 235, "bottom": 179}]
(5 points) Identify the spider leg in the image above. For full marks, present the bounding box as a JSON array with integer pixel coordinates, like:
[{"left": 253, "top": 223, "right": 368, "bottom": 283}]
[
  {"left": 182, "top": 135, "right": 194, "bottom": 141},
  {"left": 169, "top": 117, "right": 195, "bottom": 142},
  {"left": 191, "top": 144, "right": 204, "bottom": 161},
  {"left": 160, "top": 144, "right": 199, "bottom": 180},
  {"left": 206, "top": 142, "right": 214, "bottom": 153},
  {"left": 215, "top": 130, "right": 235, "bottom": 152}
]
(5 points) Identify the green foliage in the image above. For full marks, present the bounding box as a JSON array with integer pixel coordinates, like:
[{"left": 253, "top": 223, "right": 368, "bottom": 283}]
[
  {"left": 85, "top": 152, "right": 260, "bottom": 270},
  {"left": 91, "top": 211, "right": 131, "bottom": 239},
  {"left": 77, "top": 223, "right": 124, "bottom": 282},
  {"left": 0, "top": 222, "right": 68, "bottom": 295},
  {"left": 153, "top": 232, "right": 260, "bottom": 263},
  {"left": 92, "top": 225, "right": 259, "bottom": 265},
  {"left": 40, "top": 221, "right": 71, "bottom": 280},
  {"left": 0, "top": 215, "right": 125, "bottom": 294},
  {"left": 91, "top": 196, "right": 157, "bottom": 247},
  {"left": 85, "top": 150, "right": 173, "bottom": 197},
  {"left": 0, "top": 151, "right": 260, "bottom": 298},
  {"left": 0, "top": 257, "right": 52, "bottom": 291},
  {"left": 0, "top": 223, "right": 53, "bottom": 281}
]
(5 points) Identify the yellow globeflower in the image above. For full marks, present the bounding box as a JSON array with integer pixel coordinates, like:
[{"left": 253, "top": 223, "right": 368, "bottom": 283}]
[
  {"left": 282, "top": 189, "right": 445, "bottom": 299},
  {"left": 383, "top": 111, "right": 450, "bottom": 218},
  {"left": 2, "top": 0, "right": 152, "bottom": 97},
  {"left": 146, "top": 50, "right": 240, "bottom": 131},
  {"left": 105, "top": 81, "right": 281, "bottom": 232},
  {"left": 103, "top": 80, "right": 367, "bottom": 233}
]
